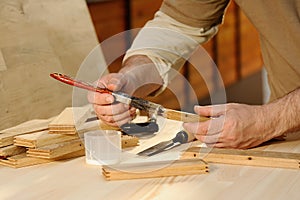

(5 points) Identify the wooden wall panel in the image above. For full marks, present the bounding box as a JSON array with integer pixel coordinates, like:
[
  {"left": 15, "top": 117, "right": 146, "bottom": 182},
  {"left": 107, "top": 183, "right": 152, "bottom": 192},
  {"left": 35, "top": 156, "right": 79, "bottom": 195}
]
[
  {"left": 87, "top": 0, "right": 263, "bottom": 109},
  {"left": 240, "top": 11, "right": 263, "bottom": 77},
  {"left": 0, "top": 0, "right": 101, "bottom": 130},
  {"left": 88, "top": 0, "right": 127, "bottom": 74},
  {"left": 217, "top": 2, "right": 238, "bottom": 86},
  {"left": 88, "top": 0, "right": 126, "bottom": 41},
  {"left": 131, "top": 0, "right": 162, "bottom": 28}
]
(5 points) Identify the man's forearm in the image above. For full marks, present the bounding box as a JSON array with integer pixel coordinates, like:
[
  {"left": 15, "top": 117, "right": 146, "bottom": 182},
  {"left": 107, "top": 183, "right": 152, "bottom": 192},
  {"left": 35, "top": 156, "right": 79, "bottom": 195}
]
[
  {"left": 263, "top": 87, "right": 300, "bottom": 137},
  {"left": 119, "top": 55, "right": 163, "bottom": 97}
]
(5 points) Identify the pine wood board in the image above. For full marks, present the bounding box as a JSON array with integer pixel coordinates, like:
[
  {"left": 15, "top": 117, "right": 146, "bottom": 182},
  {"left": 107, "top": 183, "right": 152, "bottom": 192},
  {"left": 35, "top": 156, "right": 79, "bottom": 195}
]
[
  {"left": 0, "top": 118, "right": 53, "bottom": 147},
  {"left": 26, "top": 134, "right": 138, "bottom": 159},
  {"left": 27, "top": 139, "right": 84, "bottom": 159},
  {"left": 48, "top": 130, "right": 77, "bottom": 135},
  {"left": 102, "top": 159, "right": 209, "bottom": 181},
  {"left": 181, "top": 147, "right": 300, "bottom": 169},
  {"left": 48, "top": 107, "right": 91, "bottom": 134},
  {"left": 25, "top": 135, "right": 138, "bottom": 159},
  {"left": 0, "top": 149, "right": 85, "bottom": 168},
  {"left": 0, "top": 145, "right": 27, "bottom": 157},
  {"left": 14, "top": 131, "right": 78, "bottom": 148},
  {"left": 0, "top": 153, "right": 50, "bottom": 168}
]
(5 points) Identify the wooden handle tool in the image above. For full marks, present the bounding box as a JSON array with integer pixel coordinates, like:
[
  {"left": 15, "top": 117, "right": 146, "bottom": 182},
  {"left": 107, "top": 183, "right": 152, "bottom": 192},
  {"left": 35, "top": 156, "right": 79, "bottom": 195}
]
[{"left": 50, "top": 73, "right": 210, "bottom": 123}]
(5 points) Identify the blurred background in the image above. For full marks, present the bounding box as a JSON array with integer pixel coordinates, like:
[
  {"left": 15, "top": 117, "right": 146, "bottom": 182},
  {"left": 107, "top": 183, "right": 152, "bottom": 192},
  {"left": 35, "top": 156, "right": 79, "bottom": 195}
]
[
  {"left": 87, "top": 0, "right": 265, "bottom": 111},
  {"left": 0, "top": 0, "right": 266, "bottom": 130}
]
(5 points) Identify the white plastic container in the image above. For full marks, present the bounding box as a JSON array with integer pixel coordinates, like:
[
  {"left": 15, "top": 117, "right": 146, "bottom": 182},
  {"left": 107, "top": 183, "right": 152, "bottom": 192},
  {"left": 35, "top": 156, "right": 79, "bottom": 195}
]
[{"left": 84, "top": 130, "right": 121, "bottom": 165}]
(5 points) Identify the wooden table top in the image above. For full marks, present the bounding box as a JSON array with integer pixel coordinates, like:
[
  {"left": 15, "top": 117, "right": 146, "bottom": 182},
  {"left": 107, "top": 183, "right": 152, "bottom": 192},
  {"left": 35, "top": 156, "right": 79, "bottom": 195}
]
[{"left": 1, "top": 118, "right": 300, "bottom": 200}]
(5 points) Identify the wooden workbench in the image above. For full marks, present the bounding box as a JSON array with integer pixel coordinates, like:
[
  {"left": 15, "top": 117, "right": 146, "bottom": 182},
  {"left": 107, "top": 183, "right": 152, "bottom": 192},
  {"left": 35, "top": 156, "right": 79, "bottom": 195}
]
[{"left": 1, "top": 118, "right": 300, "bottom": 200}]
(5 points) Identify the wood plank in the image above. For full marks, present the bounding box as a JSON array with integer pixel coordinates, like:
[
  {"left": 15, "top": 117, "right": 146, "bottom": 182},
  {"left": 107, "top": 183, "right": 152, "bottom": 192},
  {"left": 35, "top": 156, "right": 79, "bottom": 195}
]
[
  {"left": 102, "top": 159, "right": 208, "bottom": 181},
  {"left": 27, "top": 134, "right": 138, "bottom": 160},
  {"left": 181, "top": 147, "right": 300, "bottom": 170},
  {"left": 0, "top": 145, "right": 26, "bottom": 157},
  {"left": 48, "top": 107, "right": 91, "bottom": 134},
  {"left": 0, "top": 118, "right": 53, "bottom": 147},
  {"left": 0, "top": 153, "right": 49, "bottom": 168},
  {"left": 14, "top": 131, "right": 78, "bottom": 148},
  {"left": 0, "top": 149, "right": 85, "bottom": 168},
  {"left": 27, "top": 139, "right": 84, "bottom": 159}
]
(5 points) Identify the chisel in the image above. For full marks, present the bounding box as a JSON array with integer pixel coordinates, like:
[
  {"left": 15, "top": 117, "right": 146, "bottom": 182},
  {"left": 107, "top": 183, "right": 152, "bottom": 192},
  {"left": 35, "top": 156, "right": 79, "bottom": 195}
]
[
  {"left": 137, "top": 130, "right": 195, "bottom": 156},
  {"left": 50, "top": 73, "right": 209, "bottom": 123}
]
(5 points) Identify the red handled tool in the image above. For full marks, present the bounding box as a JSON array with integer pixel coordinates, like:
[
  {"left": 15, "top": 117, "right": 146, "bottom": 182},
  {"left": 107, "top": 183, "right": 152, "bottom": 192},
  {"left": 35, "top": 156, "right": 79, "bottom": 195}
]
[{"left": 50, "top": 73, "right": 210, "bottom": 123}]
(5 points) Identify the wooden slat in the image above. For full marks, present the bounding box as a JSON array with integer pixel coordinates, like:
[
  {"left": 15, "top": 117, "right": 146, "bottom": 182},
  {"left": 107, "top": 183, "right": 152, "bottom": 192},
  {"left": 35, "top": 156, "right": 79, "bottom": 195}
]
[
  {"left": 181, "top": 147, "right": 300, "bottom": 170},
  {"left": 0, "top": 118, "right": 52, "bottom": 147},
  {"left": 27, "top": 139, "right": 84, "bottom": 159},
  {"left": 14, "top": 131, "right": 78, "bottom": 148},
  {"left": 0, "top": 145, "right": 26, "bottom": 157},
  {"left": 26, "top": 134, "right": 138, "bottom": 159},
  {"left": 0, "top": 153, "right": 50, "bottom": 168},
  {"left": 0, "top": 149, "right": 85, "bottom": 168},
  {"left": 102, "top": 159, "right": 208, "bottom": 181},
  {"left": 48, "top": 107, "right": 91, "bottom": 134}
]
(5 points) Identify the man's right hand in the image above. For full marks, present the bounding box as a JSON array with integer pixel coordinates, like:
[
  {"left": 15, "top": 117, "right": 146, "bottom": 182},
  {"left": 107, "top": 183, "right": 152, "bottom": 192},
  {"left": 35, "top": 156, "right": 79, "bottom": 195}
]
[
  {"left": 87, "top": 73, "right": 136, "bottom": 127},
  {"left": 87, "top": 55, "right": 164, "bottom": 127}
]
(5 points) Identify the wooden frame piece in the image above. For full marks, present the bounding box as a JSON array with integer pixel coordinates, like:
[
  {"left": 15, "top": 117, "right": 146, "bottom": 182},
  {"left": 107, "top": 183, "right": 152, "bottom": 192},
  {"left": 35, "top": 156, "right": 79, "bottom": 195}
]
[
  {"left": 0, "top": 145, "right": 27, "bottom": 157},
  {"left": 27, "top": 139, "right": 84, "bottom": 159},
  {"left": 14, "top": 131, "right": 78, "bottom": 148},
  {"left": 48, "top": 107, "right": 91, "bottom": 134},
  {"left": 0, "top": 118, "right": 52, "bottom": 147},
  {"left": 0, "top": 150, "right": 85, "bottom": 168},
  {"left": 26, "top": 135, "right": 138, "bottom": 159},
  {"left": 0, "top": 153, "right": 50, "bottom": 168},
  {"left": 102, "top": 159, "right": 208, "bottom": 181},
  {"left": 181, "top": 147, "right": 300, "bottom": 170}
]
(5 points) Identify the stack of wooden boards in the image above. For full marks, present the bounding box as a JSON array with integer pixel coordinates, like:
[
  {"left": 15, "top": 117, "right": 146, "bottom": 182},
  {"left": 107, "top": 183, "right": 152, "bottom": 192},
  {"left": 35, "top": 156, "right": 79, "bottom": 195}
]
[
  {"left": 0, "top": 107, "right": 139, "bottom": 168},
  {"left": 48, "top": 107, "right": 91, "bottom": 135},
  {"left": 102, "top": 159, "right": 209, "bottom": 181}
]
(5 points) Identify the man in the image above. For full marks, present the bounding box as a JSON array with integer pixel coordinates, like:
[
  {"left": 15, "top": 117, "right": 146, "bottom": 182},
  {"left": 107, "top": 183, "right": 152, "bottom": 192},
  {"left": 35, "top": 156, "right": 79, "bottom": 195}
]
[{"left": 88, "top": 0, "right": 300, "bottom": 149}]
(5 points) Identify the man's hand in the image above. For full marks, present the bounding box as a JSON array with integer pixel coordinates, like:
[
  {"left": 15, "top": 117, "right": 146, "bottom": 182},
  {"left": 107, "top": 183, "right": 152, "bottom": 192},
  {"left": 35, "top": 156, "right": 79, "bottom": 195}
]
[
  {"left": 183, "top": 103, "right": 280, "bottom": 149},
  {"left": 87, "top": 73, "right": 137, "bottom": 127},
  {"left": 87, "top": 55, "right": 163, "bottom": 127}
]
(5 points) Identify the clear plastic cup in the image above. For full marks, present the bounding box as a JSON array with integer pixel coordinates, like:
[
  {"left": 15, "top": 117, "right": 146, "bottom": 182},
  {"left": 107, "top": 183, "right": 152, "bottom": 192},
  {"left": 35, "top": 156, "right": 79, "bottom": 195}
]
[{"left": 84, "top": 130, "right": 121, "bottom": 165}]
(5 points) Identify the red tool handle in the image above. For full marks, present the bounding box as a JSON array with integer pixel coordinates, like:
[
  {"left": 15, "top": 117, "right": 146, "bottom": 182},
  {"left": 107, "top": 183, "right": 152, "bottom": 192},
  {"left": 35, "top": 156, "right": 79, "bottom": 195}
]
[{"left": 50, "top": 73, "right": 111, "bottom": 94}]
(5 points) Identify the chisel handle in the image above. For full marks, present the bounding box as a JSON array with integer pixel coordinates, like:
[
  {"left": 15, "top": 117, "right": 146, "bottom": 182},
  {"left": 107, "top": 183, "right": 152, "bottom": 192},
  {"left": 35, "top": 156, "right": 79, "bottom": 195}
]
[
  {"left": 163, "top": 108, "right": 210, "bottom": 123},
  {"left": 172, "top": 130, "right": 196, "bottom": 144}
]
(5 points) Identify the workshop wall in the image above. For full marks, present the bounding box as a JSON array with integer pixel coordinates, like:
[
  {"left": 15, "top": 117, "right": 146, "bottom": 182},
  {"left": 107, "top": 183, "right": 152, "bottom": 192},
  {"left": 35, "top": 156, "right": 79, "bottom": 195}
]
[
  {"left": 87, "top": 0, "right": 263, "bottom": 111},
  {"left": 0, "top": 0, "right": 102, "bottom": 130}
]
